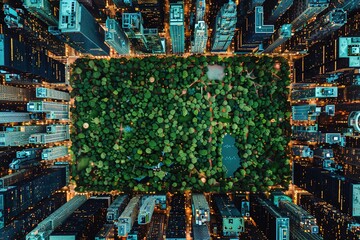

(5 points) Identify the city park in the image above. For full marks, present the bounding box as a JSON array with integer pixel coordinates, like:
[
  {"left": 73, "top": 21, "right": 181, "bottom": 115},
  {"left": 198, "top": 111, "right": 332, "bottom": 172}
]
[{"left": 70, "top": 55, "right": 291, "bottom": 193}]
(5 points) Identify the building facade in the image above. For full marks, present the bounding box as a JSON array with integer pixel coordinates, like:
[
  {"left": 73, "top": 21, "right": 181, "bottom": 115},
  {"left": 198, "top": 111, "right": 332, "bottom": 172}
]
[
  {"left": 169, "top": 2, "right": 185, "bottom": 54},
  {"left": 211, "top": 0, "right": 237, "bottom": 52}
]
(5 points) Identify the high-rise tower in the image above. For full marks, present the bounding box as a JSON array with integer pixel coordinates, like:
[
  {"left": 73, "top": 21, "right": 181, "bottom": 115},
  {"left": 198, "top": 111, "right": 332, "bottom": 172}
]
[
  {"left": 58, "top": 0, "right": 110, "bottom": 56},
  {"left": 211, "top": 0, "right": 237, "bottom": 52},
  {"left": 192, "top": 21, "right": 208, "bottom": 54},
  {"left": 169, "top": 2, "right": 185, "bottom": 54},
  {"left": 105, "top": 18, "right": 130, "bottom": 55}
]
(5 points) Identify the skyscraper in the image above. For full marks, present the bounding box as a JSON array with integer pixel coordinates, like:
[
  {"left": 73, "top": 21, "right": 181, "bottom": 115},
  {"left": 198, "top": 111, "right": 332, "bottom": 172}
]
[
  {"left": 291, "top": 87, "right": 338, "bottom": 101},
  {"left": 267, "top": 0, "right": 294, "bottom": 23},
  {"left": 0, "top": 193, "right": 66, "bottom": 240},
  {"left": 105, "top": 18, "right": 130, "bottom": 55},
  {"left": 0, "top": 126, "right": 46, "bottom": 147},
  {"left": 0, "top": 34, "right": 66, "bottom": 83},
  {"left": 23, "top": 0, "right": 58, "bottom": 26},
  {"left": 263, "top": 24, "right": 291, "bottom": 53},
  {"left": 0, "top": 85, "right": 34, "bottom": 102},
  {"left": 0, "top": 165, "right": 68, "bottom": 229},
  {"left": 290, "top": 0, "right": 329, "bottom": 31},
  {"left": 26, "top": 195, "right": 87, "bottom": 240},
  {"left": 307, "top": 8, "right": 347, "bottom": 42},
  {"left": 211, "top": 0, "right": 237, "bottom": 52},
  {"left": 192, "top": 21, "right": 208, "bottom": 54},
  {"left": 195, "top": 0, "right": 206, "bottom": 22},
  {"left": 170, "top": 2, "right": 185, "bottom": 54},
  {"left": 339, "top": 37, "right": 360, "bottom": 68},
  {"left": 58, "top": 0, "right": 110, "bottom": 56},
  {"left": 49, "top": 197, "right": 109, "bottom": 239}
]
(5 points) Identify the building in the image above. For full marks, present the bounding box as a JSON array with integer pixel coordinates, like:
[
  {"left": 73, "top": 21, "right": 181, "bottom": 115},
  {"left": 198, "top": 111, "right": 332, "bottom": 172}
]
[
  {"left": 192, "top": 224, "right": 211, "bottom": 240},
  {"left": 195, "top": 0, "right": 206, "bottom": 22},
  {"left": 211, "top": 0, "right": 237, "bottom": 52},
  {"left": 192, "top": 193, "right": 210, "bottom": 225},
  {"left": 107, "top": 195, "right": 129, "bottom": 222},
  {"left": 0, "top": 164, "right": 68, "bottom": 229},
  {"left": 0, "top": 85, "right": 34, "bottom": 102},
  {"left": 0, "top": 112, "right": 33, "bottom": 124},
  {"left": 272, "top": 192, "right": 320, "bottom": 236},
  {"left": 95, "top": 224, "right": 116, "bottom": 240},
  {"left": 267, "top": 0, "right": 294, "bottom": 23},
  {"left": 298, "top": 193, "right": 360, "bottom": 240},
  {"left": 27, "top": 101, "right": 69, "bottom": 117},
  {"left": 317, "top": 105, "right": 360, "bottom": 134},
  {"left": 192, "top": 21, "right": 208, "bottom": 54},
  {"left": 0, "top": 125, "right": 45, "bottom": 147},
  {"left": 35, "top": 88, "right": 70, "bottom": 101},
  {"left": 212, "top": 194, "right": 244, "bottom": 236},
  {"left": 293, "top": 161, "right": 360, "bottom": 217},
  {"left": 291, "top": 87, "right": 338, "bottom": 100},
  {"left": 4, "top": 4, "right": 66, "bottom": 56},
  {"left": 42, "top": 146, "right": 69, "bottom": 161},
  {"left": 263, "top": 24, "right": 292, "bottom": 53},
  {"left": 26, "top": 195, "right": 87, "bottom": 240},
  {"left": 169, "top": 2, "right": 185, "bottom": 54},
  {"left": 23, "top": 0, "right": 58, "bottom": 26},
  {"left": 49, "top": 196, "right": 109, "bottom": 239},
  {"left": 138, "top": 196, "right": 156, "bottom": 224},
  {"left": 58, "top": 0, "right": 110, "bottom": 56},
  {"left": 290, "top": 0, "right": 329, "bottom": 31},
  {"left": 232, "top": 193, "right": 250, "bottom": 217},
  {"left": 135, "top": 0, "right": 165, "bottom": 31},
  {"left": 250, "top": 196, "right": 290, "bottom": 240},
  {"left": 121, "top": 12, "right": 164, "bottom": 53},
  {"left": 332, "top": 0, "right": 360, "bottom": 13},
  {"left": 0, "top": 34, "right": 66, "bottom": 83},
  {"left": 9, "top": 148, "right": 43, "bottom": 171},
  {"left": 294, "top": 11, "right": 360, "bottom": 81},
  {"left": 339, "top": 37, "right": 360, "bottom": 68},
  {"left": 292, "top": 104, "right": 320, "bottom": 121},
  {"left": 105, "top": 18, "right": 130, "bottom": 55},
  {"left": 307, "top": 8, "right": 347, "bottom": 42},
  {"left": 29, "top": 125, "right": 70, "bottom": 144},
  {"left": 292, "top": 145, "right": 314, "bottom": 158},
  {"left": 117, "top": 196, "right": 141, "bottom": 237},
  {"left": 0, "top": 193, "right": 66, "bottom": 240},
  {"left": 166, "top": 194, "right": 186, "bottom": 240}
]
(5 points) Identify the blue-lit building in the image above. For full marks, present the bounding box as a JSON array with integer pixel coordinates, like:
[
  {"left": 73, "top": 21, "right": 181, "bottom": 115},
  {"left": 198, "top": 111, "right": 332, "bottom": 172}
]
[
  {"left": 23, "top": 0, "right": 58, "bottom": 26},
  {"left": 211, "top": 0, "right": 237, "bottom": 52},
  {"left": 192, "top": 21, "right": 208, "bottom": 54},
  {"left": 292, "top": 104, "right": 320, "bottom": 121},
  {"left": 263, "top": 24, "right": 291, "bottom": 53},
  {"left": 105, "top": 18, "right": 130, "bottom": 55},
  {"left": 58, "top": 0, "right": 110, "bottom": 56},
  {"left": 169, "top": 2, "right": 185, "bottom": 54},
  {"left": 339, "top": 37, "right": 360, "bottom": 68},
  {"left": 195, "top": 0, "right": 206, "bottom": 22}
]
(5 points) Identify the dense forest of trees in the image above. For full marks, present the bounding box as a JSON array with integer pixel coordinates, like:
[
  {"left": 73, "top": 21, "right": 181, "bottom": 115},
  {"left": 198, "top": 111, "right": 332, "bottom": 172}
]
[{"left": 70, "top": 55, "right": 291, "bottom": 193}]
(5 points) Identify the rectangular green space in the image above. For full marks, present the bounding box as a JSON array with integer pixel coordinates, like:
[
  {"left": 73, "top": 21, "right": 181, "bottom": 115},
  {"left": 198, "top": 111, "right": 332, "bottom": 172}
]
[{"left": 70, "top": 56, "right": 291, "bottom": 193}]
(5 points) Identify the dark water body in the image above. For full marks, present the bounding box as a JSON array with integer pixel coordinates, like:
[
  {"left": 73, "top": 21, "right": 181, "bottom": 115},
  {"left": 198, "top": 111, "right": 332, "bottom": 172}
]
[{"left": 221, "top": 134, "right": 241, "bottom": 177}]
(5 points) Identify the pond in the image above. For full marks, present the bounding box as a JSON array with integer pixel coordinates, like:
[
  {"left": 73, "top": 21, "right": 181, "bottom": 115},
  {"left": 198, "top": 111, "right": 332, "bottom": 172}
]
[{"left": 221, "top": 134, "right": 241, "bottom": 177}]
